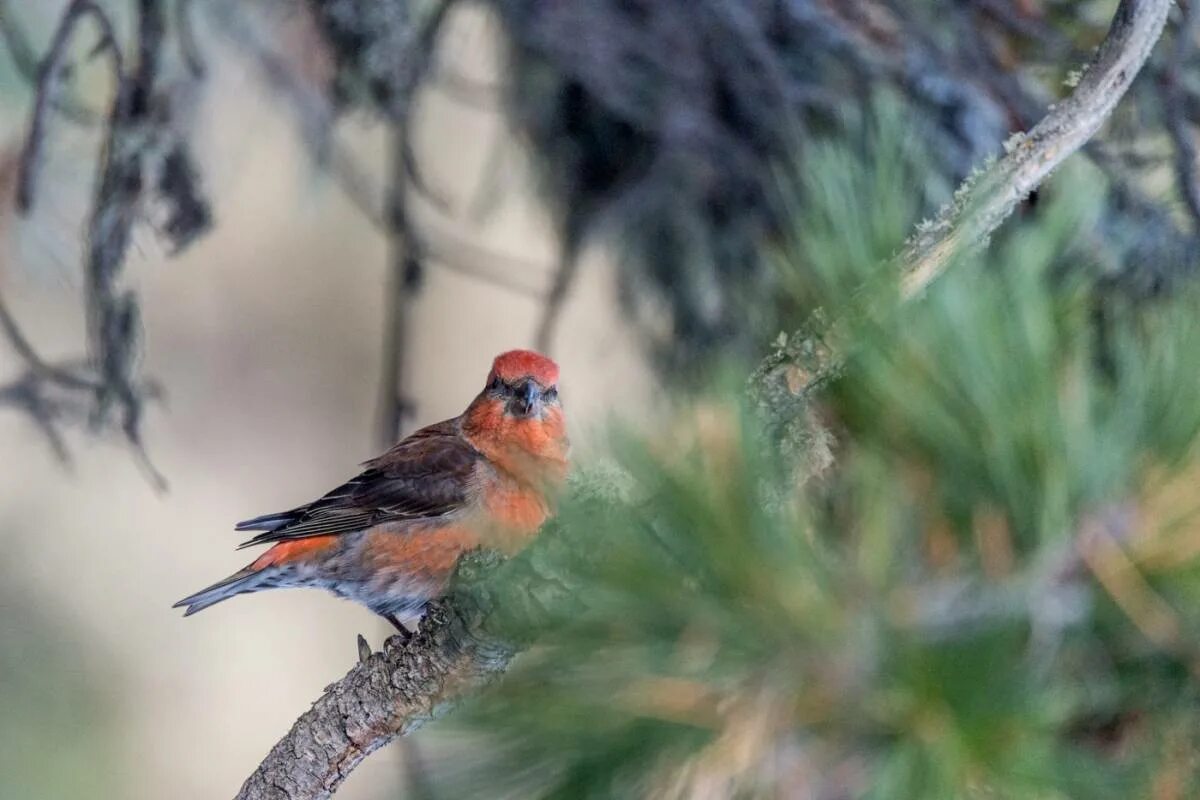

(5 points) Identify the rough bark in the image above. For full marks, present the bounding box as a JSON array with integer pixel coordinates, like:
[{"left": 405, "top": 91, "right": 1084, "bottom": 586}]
[
  {"left": 232, "top": 543, "right": 568, "bottom": 800},
  {"left": 234, "top": 598, "right": 513, "bottom": 800}
]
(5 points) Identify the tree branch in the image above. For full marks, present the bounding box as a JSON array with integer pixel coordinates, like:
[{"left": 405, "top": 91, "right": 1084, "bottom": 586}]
[
  {"left": 7, "top": 0, "right": 210, "bottom": 482},
  {"left": 15, "top": 0, "right": 122, "bottom": 213},
  {"left": 753, "top": 0, "right": 1172, "bottom": 423},
  {"left": 898, "top": 0, "right": 1171, "bottom": 298},
  {"left": 234, "top": 599, "right": 508, "bottom": 800},
  {"left": 233, "top": 549, "right": 534, "bottom": 800}
]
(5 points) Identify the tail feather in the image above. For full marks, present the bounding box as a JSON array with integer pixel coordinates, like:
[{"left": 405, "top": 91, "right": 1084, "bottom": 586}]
[
  {"left": 234, "top": 511, "right": 296, "bottom": 532},
  {"left": 174, "top": 567, "right": 268, "bottom": 616}
]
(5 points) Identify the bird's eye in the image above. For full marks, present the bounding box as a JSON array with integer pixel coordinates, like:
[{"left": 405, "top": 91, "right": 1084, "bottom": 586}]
[
  {"left": 544, "top": 386, "right": 558, "bottom": 402},
  {"left": 489, "top": 376, "right": 503, "bottom": 392}
]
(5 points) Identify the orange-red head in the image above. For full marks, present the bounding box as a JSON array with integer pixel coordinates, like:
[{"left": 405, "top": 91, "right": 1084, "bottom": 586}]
[
  {"left": 488, "top": 349, "right": 559, "bottom": 390},
  {"left": 481, "top": 349, "right": 561, "bottom": 420},
  {"left": 465, "top": 350, "right": 568, "bottom": 484}
]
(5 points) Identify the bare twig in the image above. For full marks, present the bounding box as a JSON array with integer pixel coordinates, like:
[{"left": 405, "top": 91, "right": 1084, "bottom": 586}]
[
  {"left": 0, "top": 293, "right": 98, "bottom": 391},
  {"left": 377, "top": 130, "right": 420, "bottom": 448},
  {"left": 175, "top": 0, "right": 207, "bottom": 77},
  {"left": 16, "top": 0, "right": 122, "bottom": 213},
  {"left": 372, "top": 0, "right": 461, "bottom": 445},
  {"left": 329, "top": 145, "right": 548, "bottom": 298},
  {"left": 7, "top": 0, "right": 209, "bottom": 482},
  {"left": 0, "top": 0, "right": 100, "bottom": 124},
  {"left": 533, "top": 246, "right": 580, "bottom": 352},
  {"left": 0, "top": 292, "right": 99, "bottom": 460}
]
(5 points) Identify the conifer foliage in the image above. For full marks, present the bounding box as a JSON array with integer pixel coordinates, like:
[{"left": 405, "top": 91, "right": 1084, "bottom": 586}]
[{"left": 432, "top": 126, "right": 1200, "bottom": 799}]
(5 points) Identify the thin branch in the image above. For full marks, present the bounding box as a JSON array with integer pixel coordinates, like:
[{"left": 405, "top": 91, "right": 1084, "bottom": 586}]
[
  {"left": 372, "top": 1, "right": 461, "bottom": 446},
  {"left": 0, "top": 0, "right": 102, "bottom": 124},
  {"left": 175, "top": 0, "right": 207, "bottom": 77},
  {"left": 0, "top": 293, "right": 98, "bottom": 391},
  {"left": 3, "top": 0, "right": 180, "bottom": 475},
  {"left": 330, "top": 142, "right": 549, "bottom": 299},
  {"left": 7, "top": 0, "right": 202, "bottom": 484},
  {"left": 898, "top": 0, "right": 1172, "bottom": 297},
  {"left": 377, "top": 130, "right": 420, "bottom": 447},
  {"left": 16, "top": 0, "right": 122, "bottom": 213},
  {"left": 0, "top": 292, "right": 98, "bottom": 460},
  {"left": 533, "top": 246, "right": 580, "bottom": 352},
  {"left": 234, "top": 552, "right": 521, "bottom": 800},
  {"left": 752, "top": 0, "right": 1172, "bottom": 446}
]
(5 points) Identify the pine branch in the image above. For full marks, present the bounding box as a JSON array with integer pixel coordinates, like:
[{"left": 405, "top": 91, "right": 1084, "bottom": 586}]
[
  {"left": 753, "top": 0, "right": 1172, "bottom": 426},
  {"left": 897, "top": 0, "right": 1171, "bottom": 298}
]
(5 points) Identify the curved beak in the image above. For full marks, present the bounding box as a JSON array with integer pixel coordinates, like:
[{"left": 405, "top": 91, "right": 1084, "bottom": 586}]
[{"left": 509, "top": 379, "right": 542, "bottom": 417}]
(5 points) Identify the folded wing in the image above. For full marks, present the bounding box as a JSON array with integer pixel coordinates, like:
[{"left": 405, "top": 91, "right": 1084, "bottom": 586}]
[{"left": 235, "top": 418, "right": 480, "bottom": 548}]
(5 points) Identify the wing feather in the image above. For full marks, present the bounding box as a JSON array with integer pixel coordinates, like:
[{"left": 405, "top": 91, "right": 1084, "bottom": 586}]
[{"left": 235, "top": 418, "right": 479, "bottom": 548}]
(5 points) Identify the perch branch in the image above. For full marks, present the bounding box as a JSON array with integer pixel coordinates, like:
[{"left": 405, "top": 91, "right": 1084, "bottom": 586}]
[
  {"left": 232, "top": 544, "right": 553, "bottom": 800},
  {"left": 234, "top": 599, "right": 510, "bottom": 800}
]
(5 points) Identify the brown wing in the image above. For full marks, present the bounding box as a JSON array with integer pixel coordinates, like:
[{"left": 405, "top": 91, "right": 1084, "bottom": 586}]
[{"left": 235, "top": 418, "right": 480, "bottom": 548}]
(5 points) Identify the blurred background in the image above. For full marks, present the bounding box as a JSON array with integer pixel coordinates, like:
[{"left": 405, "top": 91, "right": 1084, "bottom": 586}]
[{"left": 3, "top": 1, "right": 1200, "bottom": 798}]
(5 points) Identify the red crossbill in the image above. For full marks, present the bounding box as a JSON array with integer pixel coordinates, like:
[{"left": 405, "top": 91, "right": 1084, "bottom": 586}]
[{"left": 175, "top": 350, "right": 568, "bottom": 631}]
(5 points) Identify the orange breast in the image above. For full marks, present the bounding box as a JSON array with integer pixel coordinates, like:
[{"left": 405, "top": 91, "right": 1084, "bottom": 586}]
[
  {"left": 477, "top": 478, "right": 551, "bottom": 553},
  {"left": 361, "top": 522, "right": 482, "bottom": 583}
]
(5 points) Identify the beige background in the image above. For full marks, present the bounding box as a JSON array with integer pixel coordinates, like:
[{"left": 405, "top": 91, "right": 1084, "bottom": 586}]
[{"left": 0, "top": 6, "right": 651, "bottom": 798}]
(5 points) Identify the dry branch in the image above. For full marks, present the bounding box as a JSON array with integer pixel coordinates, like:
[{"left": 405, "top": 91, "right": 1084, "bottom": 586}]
[
  {"left": 15, "top": 0, "right": 121, "bottom": 213},
  {"left": 232, "top": 545, "right": 551, "bottom": 800},
  {"left": 234, "top": 599, "right": 513, "bottom": 800}
]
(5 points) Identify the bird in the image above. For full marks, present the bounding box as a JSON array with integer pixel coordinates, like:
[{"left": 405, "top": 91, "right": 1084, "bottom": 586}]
[{"left": 175, "top": 349, "right": 569, "bottom": 634}]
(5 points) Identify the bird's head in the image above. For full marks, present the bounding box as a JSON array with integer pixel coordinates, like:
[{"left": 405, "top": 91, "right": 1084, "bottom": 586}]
[
  {"left": 482, "top": 349, "right": 561, "bottom": 420},
  {"left": 464, "top": 350, "right": 568, "bottom": 481}
]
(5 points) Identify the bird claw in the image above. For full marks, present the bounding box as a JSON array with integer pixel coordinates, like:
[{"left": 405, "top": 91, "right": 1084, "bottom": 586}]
[{"left": 357, "top": 633, "right": 372, "bottom": 663}]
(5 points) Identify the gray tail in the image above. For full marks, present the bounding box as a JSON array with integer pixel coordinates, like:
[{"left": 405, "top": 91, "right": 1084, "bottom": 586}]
[{"left": 174, "top": 567, "right": 268, "bottom": 616}]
